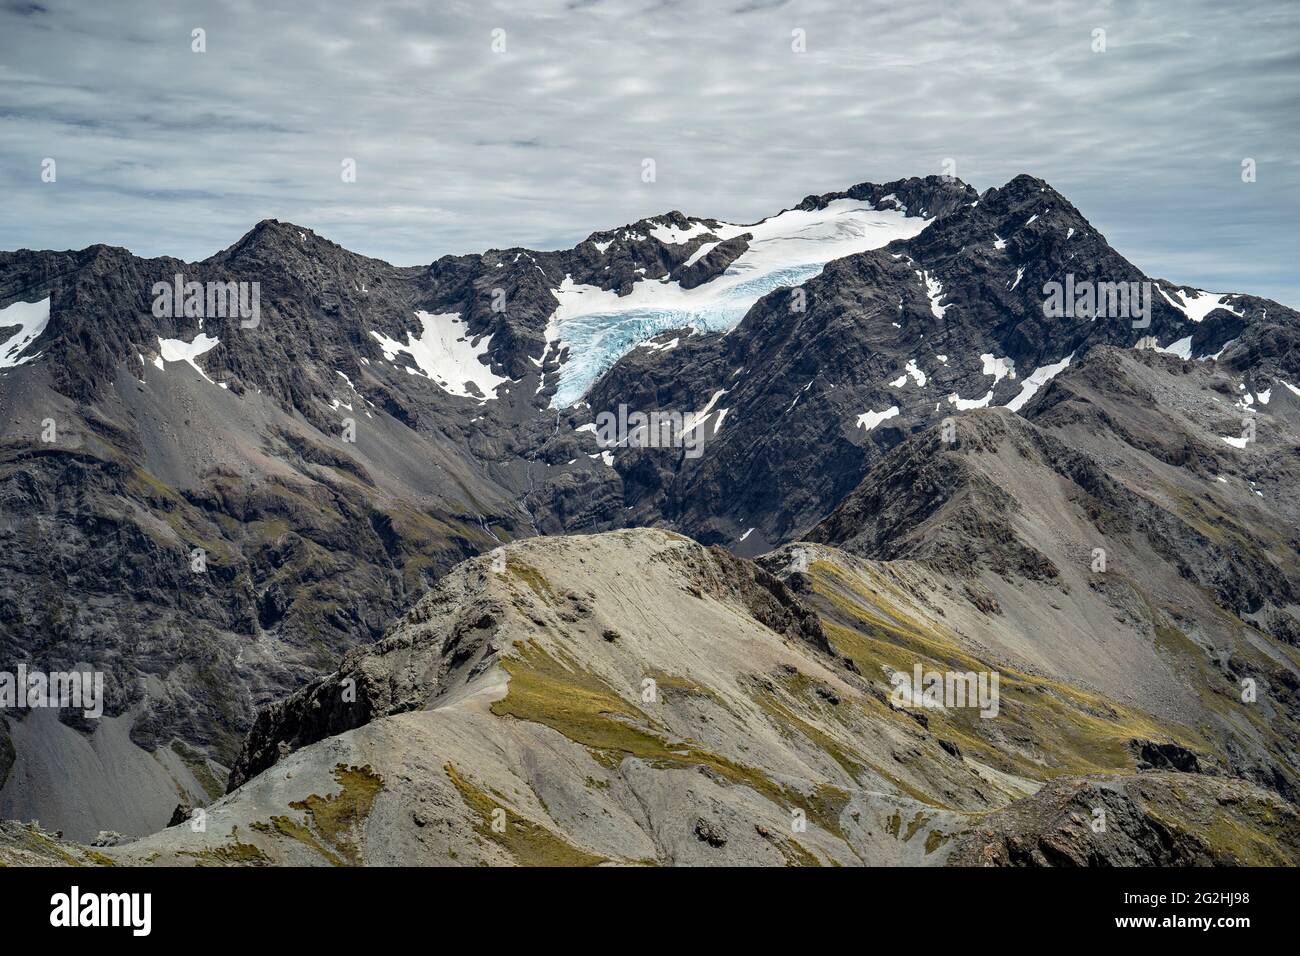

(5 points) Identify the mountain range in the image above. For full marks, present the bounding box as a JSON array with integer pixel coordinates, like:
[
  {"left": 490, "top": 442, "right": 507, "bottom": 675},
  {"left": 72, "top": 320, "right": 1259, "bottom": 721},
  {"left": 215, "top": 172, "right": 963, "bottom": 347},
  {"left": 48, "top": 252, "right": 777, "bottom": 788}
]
[{"left": 1, "top": 172, "right": 1298, "bottom": 865}]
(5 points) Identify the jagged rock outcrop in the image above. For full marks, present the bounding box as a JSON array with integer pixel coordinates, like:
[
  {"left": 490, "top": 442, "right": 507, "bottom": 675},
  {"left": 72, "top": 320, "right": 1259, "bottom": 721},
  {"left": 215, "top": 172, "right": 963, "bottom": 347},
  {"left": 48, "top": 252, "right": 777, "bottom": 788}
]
[{"left": 947, "top": 773, "right": 1300, "bottom": 866}]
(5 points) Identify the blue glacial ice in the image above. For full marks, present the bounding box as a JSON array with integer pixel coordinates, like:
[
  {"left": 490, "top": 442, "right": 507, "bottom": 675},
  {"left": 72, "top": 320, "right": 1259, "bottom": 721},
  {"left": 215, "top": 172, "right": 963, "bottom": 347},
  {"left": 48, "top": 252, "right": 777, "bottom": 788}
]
[{"left": 552, "top": 263, "right": 823, "bottom": 407}]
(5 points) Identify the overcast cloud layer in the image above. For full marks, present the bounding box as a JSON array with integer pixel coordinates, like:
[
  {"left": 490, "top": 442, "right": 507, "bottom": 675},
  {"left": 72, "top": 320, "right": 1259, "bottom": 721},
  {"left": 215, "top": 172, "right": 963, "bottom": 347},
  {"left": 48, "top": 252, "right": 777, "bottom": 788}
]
[{"left": 1, "top": 0, "right": 1297, "bottom": 304}]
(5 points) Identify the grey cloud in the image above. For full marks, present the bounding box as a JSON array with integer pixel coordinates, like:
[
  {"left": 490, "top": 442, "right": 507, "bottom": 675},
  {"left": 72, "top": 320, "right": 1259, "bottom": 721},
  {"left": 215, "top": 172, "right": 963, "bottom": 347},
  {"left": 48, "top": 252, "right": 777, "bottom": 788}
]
[
  {"left": 0, "top": 0, "right": 1296, "bottom": 303},
  {"left": 3, "top": 2, "right": 49, "bottom": 17}
]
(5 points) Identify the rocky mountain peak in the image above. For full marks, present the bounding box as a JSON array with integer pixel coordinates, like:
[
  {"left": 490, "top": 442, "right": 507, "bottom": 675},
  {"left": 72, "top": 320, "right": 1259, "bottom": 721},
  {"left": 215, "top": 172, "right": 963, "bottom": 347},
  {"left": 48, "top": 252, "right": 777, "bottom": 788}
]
[
  {"left": 796, "top": 174, "right": 978, "bottom": 221},
  {"left": 208, "top": 218, "right": 372, "bottom": 274}
]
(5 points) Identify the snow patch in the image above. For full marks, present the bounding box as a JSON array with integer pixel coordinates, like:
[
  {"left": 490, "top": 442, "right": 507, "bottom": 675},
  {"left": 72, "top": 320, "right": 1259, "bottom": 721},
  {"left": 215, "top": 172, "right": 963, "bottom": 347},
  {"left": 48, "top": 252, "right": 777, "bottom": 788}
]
[
  {"left": 948, "top": 390, "right": 993, "bottom": 410},
  {"left": 649, "top": 220, "right": 713, "bottom": 245},
  {"left": 639, "top": 336, "right": 680, "bottom": 352},
  {"left": 981, "top": 353, "right": 1016, "bottom": 383},
  {"left": 369, "top": 311, "right": 508, "bottom": 401},
  {"left": 1159, "top": 287, "right": 1241, "bottom": 323},
  {"left": 1199, "top": 339, "right": 1236, "bottom": 361},
  {"left": 683, "top": 241, "right": 720, "bottom": 268},
  {"left": 157, "top": 332, "right": 220, "bottom": 382},
  {"left": 786, "top": 379, "right": 814, "bottom": 411},
  {"left": 856, "top": 405, "right": 900, "bottom": 431},
  {"left": 918, "top": 270, "right": 948, "bottom": 318},
  {"left": 1155, "top": 335, "right": 1193, "bottom": 360},
  {"left": 890, "top": 360, "right": 926, "bottom": 388},
  {"left": 0, "top": 297, "right": 51, "bottom": 369},
  {"left": 682, "top": 388, "right": 730, "bottom": 438},
  {"left": 1005, "top": 353, "right": 1073, "bottom": 413}
]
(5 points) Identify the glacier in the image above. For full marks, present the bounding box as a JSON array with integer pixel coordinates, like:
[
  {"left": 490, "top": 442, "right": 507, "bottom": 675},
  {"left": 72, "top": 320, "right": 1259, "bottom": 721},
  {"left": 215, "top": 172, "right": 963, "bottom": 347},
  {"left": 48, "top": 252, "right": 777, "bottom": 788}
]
[
  {"left": 552, "top": 263, "right": 822, "bottom": 407},
  {"left": 549, "top": 199, "right": 933, "bottom": 407}
]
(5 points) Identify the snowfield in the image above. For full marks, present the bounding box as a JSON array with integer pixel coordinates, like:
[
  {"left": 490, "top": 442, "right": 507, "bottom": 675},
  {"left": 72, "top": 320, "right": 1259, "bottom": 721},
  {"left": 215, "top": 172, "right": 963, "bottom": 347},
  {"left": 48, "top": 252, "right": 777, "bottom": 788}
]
[{"left": 370, "top": 311, "right": 509, "bottom": 401}]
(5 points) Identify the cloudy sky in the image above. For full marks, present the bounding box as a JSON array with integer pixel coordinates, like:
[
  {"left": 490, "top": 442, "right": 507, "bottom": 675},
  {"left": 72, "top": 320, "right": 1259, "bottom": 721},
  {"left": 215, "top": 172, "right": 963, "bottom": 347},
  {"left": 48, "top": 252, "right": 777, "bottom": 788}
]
[{"left": 2, "top": 0, "right": 1297, "bottom": 303}]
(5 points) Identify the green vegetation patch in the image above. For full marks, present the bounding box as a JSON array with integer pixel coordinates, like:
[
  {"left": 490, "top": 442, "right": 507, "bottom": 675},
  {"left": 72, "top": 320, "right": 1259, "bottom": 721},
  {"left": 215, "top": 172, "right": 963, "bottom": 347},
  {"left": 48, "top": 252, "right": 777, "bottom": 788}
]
[
  {"left": 775, "top": 838, "right": 822, "bottom": 867},
  {"left": 251, "top": 815, "right": 344, "bottom": 866},
  {"left": 285, "top": 764, "right": 384, "bottom": 866},
  {"left": 508, "top": 563, "right": 555, "bottom": 600},
  {"left": 178, "top": 828, "right": 271, "bottom": 867},
  {"left": 444, "top": 762, "right": 606, "bottom": 867},
  {"left": 924, "top": 829, "right": 951, "bottom": 855},
  {"left": 251, "top": 764, "right": 383, "bottom": 866}
]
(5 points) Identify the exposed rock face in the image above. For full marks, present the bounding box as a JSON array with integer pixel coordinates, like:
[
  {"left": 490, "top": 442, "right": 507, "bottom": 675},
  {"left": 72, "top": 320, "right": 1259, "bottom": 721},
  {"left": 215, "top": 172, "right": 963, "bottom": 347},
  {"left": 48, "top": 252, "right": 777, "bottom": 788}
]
[
  {"left": 1133, "top": 740, "right": 1203, "bottom": 774},
  {"left": 947, "top": 773, "right": 1300, "bottom": 866},
  {"left": 672, "top": 234, "right": 750, "bottom": 289}
]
